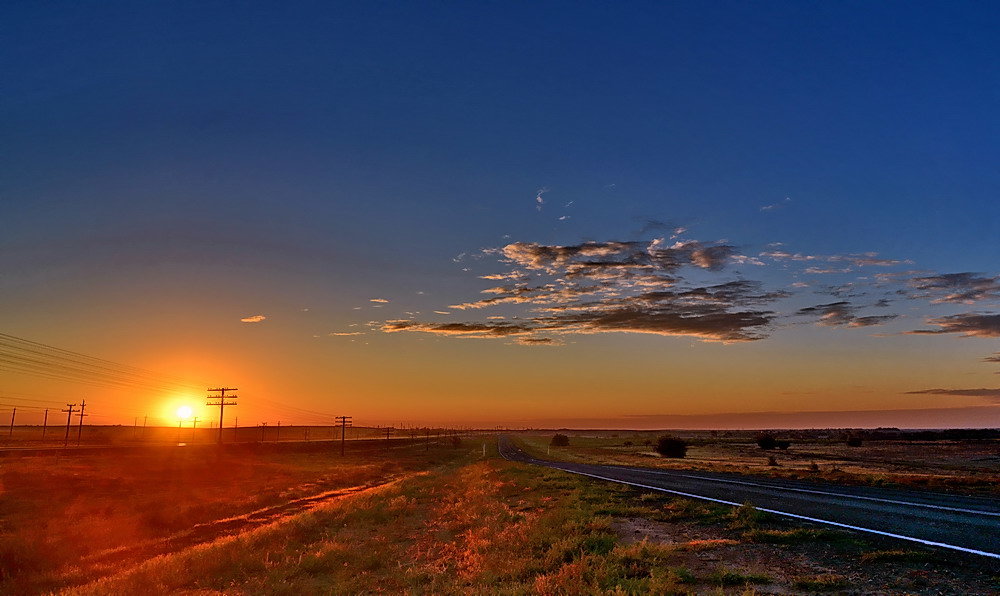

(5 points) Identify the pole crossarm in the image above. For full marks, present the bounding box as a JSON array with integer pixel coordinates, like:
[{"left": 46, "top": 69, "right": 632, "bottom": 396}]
[{"left": 206, "top": 387, "right": 238, "bottom": 444}]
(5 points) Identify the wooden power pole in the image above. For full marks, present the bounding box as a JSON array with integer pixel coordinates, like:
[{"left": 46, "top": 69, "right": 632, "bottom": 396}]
[
  {"left": 61, "top": 403, "right": 77, "bottom": 447},
  {"left": 76, "top": 399, "right": 87, "bottom": 446},
  {"left": 206, "top": 387, "right": 237, "bottom": 444},
  {"left": 336, "top": 415, "right": 352, "bottom": 456}
]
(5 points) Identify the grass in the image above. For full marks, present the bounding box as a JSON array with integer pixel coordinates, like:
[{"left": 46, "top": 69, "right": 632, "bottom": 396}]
[
  {"left": 515, "top": 432, "right": 1000, "bottom": 495},
  {"left": 6, "top": 435, "right": 995, "bottom": 595},
  {"left": 48, "top": 443, "right": 812, "bottom": 595},
  {"left": 707, "top": 568, "right": 773, "bottom": 586},
  {"left": 0, "top": 439, "right": 473, "bottom": 594},
  {"left": 792, "top": 573, "right": 850, "bottom": 591},
  {"left": 859, "top": 549, "right": 932, "bottom": 563}
]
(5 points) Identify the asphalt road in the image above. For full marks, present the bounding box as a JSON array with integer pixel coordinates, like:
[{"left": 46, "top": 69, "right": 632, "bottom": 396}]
[{"left": 498, "top": 436, "right": 1000, "bottom": 561}]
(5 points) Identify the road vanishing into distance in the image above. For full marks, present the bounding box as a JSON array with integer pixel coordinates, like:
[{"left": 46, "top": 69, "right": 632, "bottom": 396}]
[{"left": 498, "top": 436, "right": 1000, "bottom": 561}]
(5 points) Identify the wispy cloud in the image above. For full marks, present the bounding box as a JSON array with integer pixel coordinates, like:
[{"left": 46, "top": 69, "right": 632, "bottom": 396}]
[
  {"left": 904, "top": 272, "right": 1000, "bottom": 304},
  {"left": 329, "top": 331, "right": 363, "bottom": 336},
  {"left": 514, "top": 337, "right": 563, "bottom": 346},
  {"left": 907, "top": 313, "right": 1000, "bottom": 337},
  {"left": 796, "top": 301, "right": 897, "bottom": 328},
  {"left": 905, "top": 387, "right": 1000, "bottom": 401},
  {"left": 370, "top": 298, "right": 390, "bottom": 303},
  {"left": 760, "top": 197, "right": 792, "bottom": 212},
  {"left": 240, "top": 314, "right": 266, "bottom": 323},
  {"left": 534, "top": 187, "right": 548, "bottom": 211}
]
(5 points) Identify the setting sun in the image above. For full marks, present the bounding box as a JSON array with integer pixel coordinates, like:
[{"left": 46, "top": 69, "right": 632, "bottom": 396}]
[{"left": 176, "top": 405, "right": 193, "bottom": 420}]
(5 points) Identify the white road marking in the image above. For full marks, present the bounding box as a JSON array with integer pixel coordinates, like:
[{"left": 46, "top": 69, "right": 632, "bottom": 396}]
[{"left": 498, "top": 442, "right": 1000, "bottom": 560}]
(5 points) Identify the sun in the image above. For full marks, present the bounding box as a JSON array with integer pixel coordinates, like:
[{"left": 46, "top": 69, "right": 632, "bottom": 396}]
[{"left": 176, "top": 405, "right": 193, "bottom": 420}]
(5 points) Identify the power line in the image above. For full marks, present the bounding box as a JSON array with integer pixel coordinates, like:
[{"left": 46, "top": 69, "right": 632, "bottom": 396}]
[{"left": 0, "top": 332, "right": 207, "bottom": 394}]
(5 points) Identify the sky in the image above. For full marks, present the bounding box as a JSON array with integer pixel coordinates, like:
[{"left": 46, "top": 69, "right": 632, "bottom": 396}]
[{"left": 2, "top": 1, "right": 999, "bottom": 429}]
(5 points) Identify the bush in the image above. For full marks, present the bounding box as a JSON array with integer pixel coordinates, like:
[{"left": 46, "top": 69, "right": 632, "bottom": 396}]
[
  {"left": 756, "top": 434, "right": 777, "bottom": 450},
  {"left": 450, "top": 435, "right": 462, "bottom": 448},
  {"left": 655, "top": 435, "right": 687, "bottom": 458},
  {"left": 846, "top": 435, "right": 863, "bottom": 447},
  {"left": 776, "top": 440, "right": 791, "bottom": 450},
  {"left": 622, "top": 440, "right": 633, "bottom": 447},
  {"left": 550, "top": 433, "right": 570, "bottom": 447}
]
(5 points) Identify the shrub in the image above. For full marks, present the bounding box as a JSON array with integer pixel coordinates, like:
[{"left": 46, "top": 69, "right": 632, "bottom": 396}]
[
  {"left": 766, "top": 455, "right": 778, "bottom": 466},
  {"left": 450, "top": 435, "right": 462, "bottom": 448},
  {"left": 655, "top": 435, "right": 687, "bottom": 458},
  {"left": 846, "top": 435, "right": 863, "bottom": 447},
  {"left": 756, "top": 434, "right": 777, "bottom": 450},
  {"left": 776, "top": 440, "right": 791, "bottom": 450},
  {"left": 550, "top": 433, "right": 570, "bottom": 447},
  {"left": 622, "top": 440, "right": 633, "bottom": 447}
]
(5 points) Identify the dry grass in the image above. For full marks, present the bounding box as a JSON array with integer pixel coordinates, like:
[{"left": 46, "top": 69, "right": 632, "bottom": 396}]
[
  {"left": 45, "top": 438, "right": 998, "bottom": 595},
  {"left": 518, "top": 433, "right": 1000, "bottom": 494},
  {"left": 0, "top": 440, "right": 464, "bottom": 594}
]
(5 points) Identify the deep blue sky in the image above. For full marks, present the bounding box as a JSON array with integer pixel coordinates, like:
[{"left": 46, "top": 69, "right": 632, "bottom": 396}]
[{"left": 3, "top": 2, "right": 999, "bottom": 426}]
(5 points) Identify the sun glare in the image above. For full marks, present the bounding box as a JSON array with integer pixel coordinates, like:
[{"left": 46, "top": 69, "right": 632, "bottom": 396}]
[{"left": 176, "top": 405, "right": 193, "bottom": 420}]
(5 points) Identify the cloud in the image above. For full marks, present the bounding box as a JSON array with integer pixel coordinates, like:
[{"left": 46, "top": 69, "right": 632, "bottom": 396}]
[
  {"left": 796, "top": 301, "right": 897, "bottom": 328},
  {"left": 535, "top": 187, "right": 548, "bottom": 211},
  {"left": 378, "top": 229, "right": 985, "bottom": 347},
  {"left": 761, "top": 251, "right": 907, "bottom": 269},
  {"left": 905, "top": 272, "right": 1000, "bottom": 304},
  {"left": 370, "top": 298, "right": 390, "bottom": 303},
  {"left": 240, "top": 315, "right": 266, "bottom": 323},
  {"left": 905, "top": 388, "right": 1000, "bottom": 401},
  {"left": 328, "top": 331, "right": 363, "bottom": 336},
  {"left": 760, "top": 197, "right": 792, "bottom": 211},
  {"left": 381, "top": 320, "right": 534, "bottom": 338},
  {"left": 907, "top": 313, "right": 1000, "bottom": 337},
  {"left": 514, "top": 337, "right": 563, "bottom": 346},
  {"left": 983, "top": 353, "right": 1000, "bottom": 363}
]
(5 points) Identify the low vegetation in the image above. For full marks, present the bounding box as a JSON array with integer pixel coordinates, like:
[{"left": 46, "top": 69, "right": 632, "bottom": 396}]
[
  {"left": 655, "top": 435, "right": 687, "bottom": 458},
  {"left": 3, "top": 434, "right": 995, "bottom": 594}
]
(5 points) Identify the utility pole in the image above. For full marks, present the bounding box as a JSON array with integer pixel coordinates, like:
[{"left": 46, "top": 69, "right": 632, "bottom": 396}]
[
  {"left": 191, "top": 417, "right": 199, "bottom": 442},
  {"left": 142, "top": 415, "right": 147, "bottom": 439},
  {"left": 336, "top": 415, "right": 352, "bottom": 456},
  {"left": 61, "top": 403, "right": 77, "bottom": 447},
  {"left": 42, "top": 409, "right": 48, "bottom": 439},
  {"left": 206, "top": 387, "right": 237, "bottom": 444},
  {"left": 276, "top": 421, "right": 280, "bottom": 442},
  {"left": 8, "top": 407, "right": 15, "bottom": 438},
  {"left": 76, "top": 399, "right": 87, "bottom": 446},
  {"left": 260, "top": 422, "right": 267, "bottom": 443},
  {"left": 385, "top": 426, "right": 392, "bottom": 449}
]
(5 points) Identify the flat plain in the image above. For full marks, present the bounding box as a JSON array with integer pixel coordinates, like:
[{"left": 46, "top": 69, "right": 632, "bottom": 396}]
[{"left": 1, "top": 433, "right": 997, "bottom": 594}]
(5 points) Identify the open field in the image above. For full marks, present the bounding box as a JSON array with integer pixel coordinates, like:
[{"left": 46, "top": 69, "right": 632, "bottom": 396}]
[
  {"left": 2, "top": 436, "right": 996, "bottom": 594},
  {"left": 514, "top": 430, "right": 1000, "bottom": 496},
  {"left": 0, "top": 424, "right": 451, "bottom": 449},
  {"left": 0, "top": 437, "right": 465, "bottom": 594}
]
